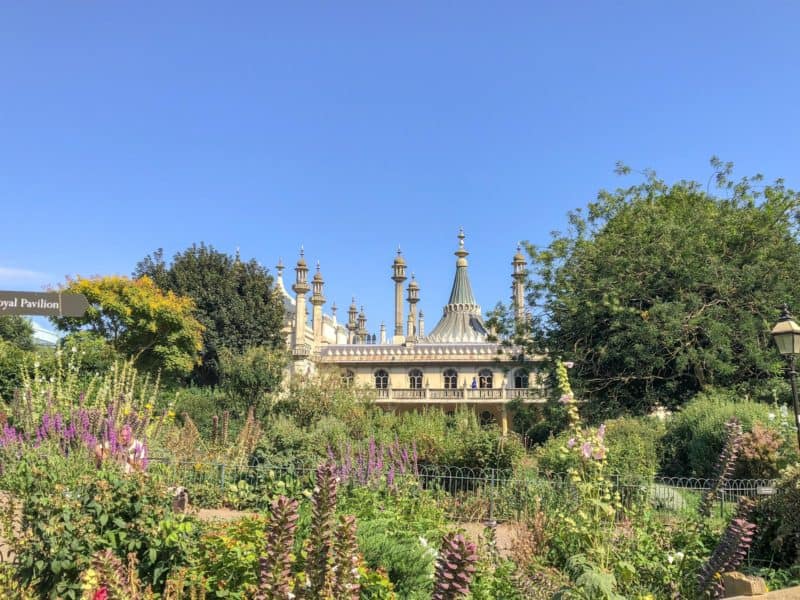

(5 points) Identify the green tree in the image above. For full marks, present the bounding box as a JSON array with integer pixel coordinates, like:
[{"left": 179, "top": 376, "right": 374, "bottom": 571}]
[
  {"left": 134, "top": 243, "right": 285, "bottom": 385},
  {"left": 218, "top": 345, "right": 287, "bottom": 417},
  {"left": 53, "top": 275, "right": 203, "bottom": 380},
  {"left": 0, "top": 316, "right": 34, "bottom": 350},
  {"left": 517, "top": 159, "right": 800, "bottom": 414}
]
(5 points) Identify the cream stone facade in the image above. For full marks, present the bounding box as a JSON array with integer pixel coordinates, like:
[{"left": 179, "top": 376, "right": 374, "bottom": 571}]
[{"left": 275, "top": 230, "right": 546, "bottom": 433}]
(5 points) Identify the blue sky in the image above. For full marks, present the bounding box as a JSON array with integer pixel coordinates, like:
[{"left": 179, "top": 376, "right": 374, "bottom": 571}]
[{"left": 2, "top": 2, "right": 799, "bottom": 334}]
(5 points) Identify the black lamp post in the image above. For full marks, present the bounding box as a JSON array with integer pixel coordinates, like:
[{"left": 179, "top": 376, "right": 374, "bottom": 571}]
[{"left": 771, "top": 305, "right": 800, "bottom": 452}]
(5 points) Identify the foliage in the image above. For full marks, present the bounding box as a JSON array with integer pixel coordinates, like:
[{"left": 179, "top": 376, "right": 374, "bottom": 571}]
[
  {"left": 79, "top": 549, "right": 206, "bottom": 600},
  {"left": 53, "top": 275, "right": 203, "bottom": 380},
  {"left": 751, "top": 462, "right": 800, "bottom": 567},
  {"left": 536, "top": 415, "right": 663, "bottom": 485},
  {"left": 355, "top": 520, "right": 437, "bottom": 598},
  {"left": 660, "top": 390, "right": 796, "bottom": 478},
  {"left": 0, "top": 339, "right": 34, "bottom": 404},
  {"left": 218, "top": 346, "right": 286, "bottom": 418},
  {"left": 515, "top": 159, "right": 800, "bottom": 413},
  {"left": 6, "top": 461, "right": 198, "bottom": 599},
  {"left": 59, "top": 331, "right": 121, "bottom": 376},
  {"left": 134, "top": 244, "right": 285, "bottom": 385},
  {"left": 0, "top": 316, "right": 34, "bottom": 351},
  {"left": 10, "top": 352, "right": 165, "bottom": 436},
  {"left": 196, "top": 516, "right": 269, "bottom": 599}
]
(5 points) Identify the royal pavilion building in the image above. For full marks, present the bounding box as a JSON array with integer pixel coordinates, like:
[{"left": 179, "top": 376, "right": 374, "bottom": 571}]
[{"left": 274, "top": 230, "right": 546, "bottom": 433}]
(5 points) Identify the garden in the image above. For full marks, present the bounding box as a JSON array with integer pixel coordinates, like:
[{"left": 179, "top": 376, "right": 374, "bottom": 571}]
[{"left": 2, "top": 350, "right": 800, "bottom": 599}]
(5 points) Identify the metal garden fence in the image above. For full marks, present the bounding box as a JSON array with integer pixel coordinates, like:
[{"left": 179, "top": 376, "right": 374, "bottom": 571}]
[{"left": 147, "top": 457, "right": 777, "bottom": 523}]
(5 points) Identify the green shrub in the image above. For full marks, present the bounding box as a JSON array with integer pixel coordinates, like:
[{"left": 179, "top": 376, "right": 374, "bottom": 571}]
[
  {"left": 7, "top": 459, "right": 198, "bottom": 598},
  {"left": 356, "top": 519, "right": 436, "bottom": 599},
  {"left": 660, "top": 390, "right": 796, "bottom": 478},
  {"left": 196, "top": 515, "right": 268, "bottom": 599},
  {"left": 535, "top": 416, "right": 663, "bottom": 483},
  {"left": 751, "top": 463, "right": 800, "bottom": 567},
  {"left": 173, "top": 386, "right": 230, "bottom": 438},
  {"left": 0, "top": 339, "right": 34, "bottom": 404},
  {"left": 219, "top": 346, "right": 286, "bottom": 419}
]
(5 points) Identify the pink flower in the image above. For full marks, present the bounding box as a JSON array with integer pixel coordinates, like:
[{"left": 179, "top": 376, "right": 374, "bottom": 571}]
[
  {"left": 597, "top": 424, "right": 606, "bottom": 440},
  {"left": 559, "top": 394, "right": 573, "bottom": 404},
  {"left": 567, "top": 437, "right": 576, "bottom": 449},
  {"left": 563, "top": 361, "right": 575, "bottom": 368},
  {"left": 94, "top": 588, "right": 108, "bottom": 600},
  {"left": 592, "top": 445, "right": 606, "bottom": 460},
  {"left": 581, "top": 442, "right": 592, "bottom": 459}
]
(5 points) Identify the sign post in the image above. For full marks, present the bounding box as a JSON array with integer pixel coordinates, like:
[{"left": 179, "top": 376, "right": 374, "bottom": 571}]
[{"left": 0, "top": 291, "right": 89, "bottom": 318}]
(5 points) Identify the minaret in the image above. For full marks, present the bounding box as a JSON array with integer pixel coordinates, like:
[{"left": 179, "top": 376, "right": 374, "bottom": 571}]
[
  {"left": 406, "top": 274, "right": 420, "bottom": 342},
  {"left": 391, "top": 248, "right": 407, "bottom": 344},
  {"left": 347, "top": 298, "right": 358, "bottom": 344},
  {"left": 357, "top": 306, "right": 367, "bottom": 344},
  {"left": 512, "top": 244, "right": 527, "bottom": 322},
  {"left": 310, "top": 261, "right": 326, "bottom": 347},
  {"left": 292, "top": 248, "right": 310, "bottom": 356},
  {"left": 419, "top": 310, "right": 425, "bottom": 338},
  {"left": 380, "top": 322, "right": 386, "bottom": 344}
]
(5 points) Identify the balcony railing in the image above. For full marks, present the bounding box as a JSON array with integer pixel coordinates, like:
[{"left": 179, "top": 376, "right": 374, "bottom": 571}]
[{"left": 369, "top": 388, "right": 546, "bottom": 403}]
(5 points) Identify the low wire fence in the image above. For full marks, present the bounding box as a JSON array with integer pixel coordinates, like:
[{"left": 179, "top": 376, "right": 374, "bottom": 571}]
[{"left": 147, "top": 457, "right": 777, "bottom": 522}]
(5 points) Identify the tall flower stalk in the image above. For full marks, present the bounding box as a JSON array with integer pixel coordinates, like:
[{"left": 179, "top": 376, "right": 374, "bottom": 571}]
[{"left": 432, "top": 533, "right": 478, "bottom": 600}]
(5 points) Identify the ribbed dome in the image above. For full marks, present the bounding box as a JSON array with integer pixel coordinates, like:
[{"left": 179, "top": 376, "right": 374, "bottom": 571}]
[{"left": 426, "top": 229, "right": 488, "bottom": 343}]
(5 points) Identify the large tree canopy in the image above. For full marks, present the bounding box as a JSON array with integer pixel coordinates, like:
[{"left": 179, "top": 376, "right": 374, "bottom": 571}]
[
  {"left": 53, "top": 275, "right": 203, "bottom": 379},
  {"left": 134, "top": 243, "right": 285, "bottom": 385},
  {"left": 523, "top": 160, "right": 800, "bottom": 413}
]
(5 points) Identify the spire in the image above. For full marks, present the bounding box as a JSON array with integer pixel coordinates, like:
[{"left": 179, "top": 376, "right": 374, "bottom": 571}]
[
  {"left": 427, "top": 229, "right": 488, "bottom": 343},
  {"left": 446, "top": 227, "right": 478, "bottom": 307}
]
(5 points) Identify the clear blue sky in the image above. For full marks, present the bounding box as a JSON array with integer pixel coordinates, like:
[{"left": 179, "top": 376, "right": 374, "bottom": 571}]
[{"left": 2, "top": 2, "right": 799, "bottom": 334}]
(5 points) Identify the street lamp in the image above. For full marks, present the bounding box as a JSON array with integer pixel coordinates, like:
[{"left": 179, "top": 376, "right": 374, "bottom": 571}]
[{"left": 771, "top": 305, "right": 800, "bottom": 451}]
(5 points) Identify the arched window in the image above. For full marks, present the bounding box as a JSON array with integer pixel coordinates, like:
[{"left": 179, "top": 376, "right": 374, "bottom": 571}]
[
  {"left": 478, "top": 368, "right": 493, "bottom": 389},
  {"left": 513, "top": 368, "right": 530, "bottom": 389},
  {"left": 341, "top": 369, "right": 355, "bottom": 386},
  {"left": 480, "top": 410, "right": 495, "bottom": 427},
  {"left": 374, "top": 369, "right": 389, "bottom": 389},
  {"left": 408, "top": 369, "right": 423, "bottom": 389},
  {"left": 443, "top": 369, "right": 458, "bottom": 389}
]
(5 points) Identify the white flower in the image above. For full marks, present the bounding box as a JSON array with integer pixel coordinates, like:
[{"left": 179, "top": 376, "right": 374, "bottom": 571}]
[
  {"left": 33, "top": 362, "right": 40, "bottom": 369},
  {"left": 419, "top": 536, "right": 428, "bottom": 548},
  {"left": 667, "top": 554, "right": 674, "bottom": 564},
  {"left": 768, "top": 412, "right": 776, "bottom": 421},
  {"left": 675, "top": 551, "right": 685, "bottom": 561},
  {"left": 71, "top": 346, "right": 77, "bottom": 353}
]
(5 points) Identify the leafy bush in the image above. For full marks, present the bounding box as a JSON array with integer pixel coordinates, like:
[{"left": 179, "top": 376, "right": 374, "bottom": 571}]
[
  {"left": 660, "top": 390, "right": 796, "bottom": 478},
  {"left": 218, "top": 346, "right": 286, "bottom": 418},
  {"left": 6, "top": 460, "right": 198, "bottom": 599},
  {"left": 535, "top": 416, "right": 664, "bottom": 483},
  {"left": 751, "top": 462, "right": 800, "bottom": 567},
  {"left": 196, "top": 515, "right": 268, "bottom": 598},
  {"left": 356, "top": 519, "right": 436, "bottom": 599},
  {"left": 0, "top": 339, "right": 33, "bottom": 404}
]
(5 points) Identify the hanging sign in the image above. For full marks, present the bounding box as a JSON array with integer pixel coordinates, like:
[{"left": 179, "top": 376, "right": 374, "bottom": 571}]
[{"left": 0, "top": 291, "right": 89, "bottom": 317}]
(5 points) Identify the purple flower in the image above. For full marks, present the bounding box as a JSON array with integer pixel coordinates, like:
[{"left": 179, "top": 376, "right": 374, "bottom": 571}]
[{"left": 567, "top": 437, "right": 576, "bottom": 449}]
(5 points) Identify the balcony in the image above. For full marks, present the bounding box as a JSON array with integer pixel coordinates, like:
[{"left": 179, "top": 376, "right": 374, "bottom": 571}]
[{"left": 369, "top": 387, "right": 546, "bottom": 403}]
